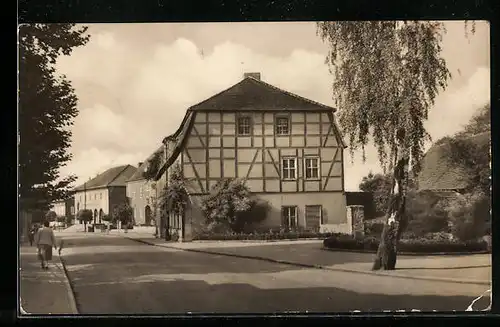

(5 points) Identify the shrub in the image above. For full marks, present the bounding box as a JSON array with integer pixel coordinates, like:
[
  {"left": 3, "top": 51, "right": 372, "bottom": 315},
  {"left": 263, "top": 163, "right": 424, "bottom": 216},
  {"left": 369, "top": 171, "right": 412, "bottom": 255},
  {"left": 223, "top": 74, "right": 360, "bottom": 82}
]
[
  {"left": 112, "top": 203, "right": 133, "bottom": 225},
  {"left": 65, "top": 215, "right": 74, "bottom": 226},
  {"left": 193, "top": 230, "right": 335, "bottom": 241},
  {"left": 364, "top": 219, "right": 384, "bottom": 237},
  {"left": 201, "top": 179, "right": 266, "bottom": 233},
  {"left": 404, "top": 190, "right": 449, "bottom": 236},
  {"left": 56, "top": 216, "right": 66, "bottom": 223},
  {"left": 323, "top": 234, "right": 489, "bottom": 253},
  {"left": 447, "top": 192, "right": 491, "bottom": 241}
]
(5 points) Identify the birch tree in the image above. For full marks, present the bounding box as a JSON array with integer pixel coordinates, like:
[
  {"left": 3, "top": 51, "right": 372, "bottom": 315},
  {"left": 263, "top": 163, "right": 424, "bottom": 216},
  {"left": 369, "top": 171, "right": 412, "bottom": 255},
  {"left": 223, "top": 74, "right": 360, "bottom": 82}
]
[{"left": 317, "top": 21, "right": 475, "bottom": 270}]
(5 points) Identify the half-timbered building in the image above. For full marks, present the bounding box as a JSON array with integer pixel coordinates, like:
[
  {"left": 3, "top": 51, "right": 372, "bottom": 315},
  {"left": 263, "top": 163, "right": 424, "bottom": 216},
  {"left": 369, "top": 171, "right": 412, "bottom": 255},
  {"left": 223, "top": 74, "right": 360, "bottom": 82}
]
[{"left": 153, "top": 72, "right": 349, "bottom": 240}]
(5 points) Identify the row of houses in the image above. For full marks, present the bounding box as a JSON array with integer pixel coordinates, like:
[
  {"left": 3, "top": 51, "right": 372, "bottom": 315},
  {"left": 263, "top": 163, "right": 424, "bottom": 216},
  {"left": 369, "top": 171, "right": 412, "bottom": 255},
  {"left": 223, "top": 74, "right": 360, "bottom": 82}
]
[{"left": 51, "top": 72, "right": 489, "bottom": 240}]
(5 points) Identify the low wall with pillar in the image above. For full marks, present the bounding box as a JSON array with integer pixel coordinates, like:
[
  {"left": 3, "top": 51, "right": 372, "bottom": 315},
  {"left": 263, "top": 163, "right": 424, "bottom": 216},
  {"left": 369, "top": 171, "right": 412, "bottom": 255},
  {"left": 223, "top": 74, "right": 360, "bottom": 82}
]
[{"left": 320, "top": 205, "right": 364, "bottom": 237}]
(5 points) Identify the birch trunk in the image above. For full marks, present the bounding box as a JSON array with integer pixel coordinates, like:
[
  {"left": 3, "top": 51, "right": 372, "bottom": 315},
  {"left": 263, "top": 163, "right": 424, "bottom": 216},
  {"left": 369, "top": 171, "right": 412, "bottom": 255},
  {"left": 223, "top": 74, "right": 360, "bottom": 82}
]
[{"left": 372, "top": 132, "right": 410, "bottom": 271}]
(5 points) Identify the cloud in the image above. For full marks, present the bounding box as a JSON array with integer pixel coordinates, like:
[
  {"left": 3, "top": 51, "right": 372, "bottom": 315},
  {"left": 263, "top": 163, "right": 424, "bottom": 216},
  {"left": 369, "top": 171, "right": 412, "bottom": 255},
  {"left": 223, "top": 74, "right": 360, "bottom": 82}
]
[
  {"left": 53, "top": 23, "right": 489, "bottom": 190},
  {"left": 425, "top": 66, "right": 490, "bottom": 142},
  {"left": 60, "top": 147, "right": 145, "bottom": 186}
]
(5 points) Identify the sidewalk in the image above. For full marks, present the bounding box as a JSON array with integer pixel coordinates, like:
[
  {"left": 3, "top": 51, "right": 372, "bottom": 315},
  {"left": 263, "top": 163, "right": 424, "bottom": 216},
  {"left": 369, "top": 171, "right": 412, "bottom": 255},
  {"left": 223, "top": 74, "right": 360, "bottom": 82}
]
[
  {"left": 19, "top": 245, "right": 78, "bottom": 315},
  {"left": 120, "top": 233, "right": 492, "bottom": 286}
]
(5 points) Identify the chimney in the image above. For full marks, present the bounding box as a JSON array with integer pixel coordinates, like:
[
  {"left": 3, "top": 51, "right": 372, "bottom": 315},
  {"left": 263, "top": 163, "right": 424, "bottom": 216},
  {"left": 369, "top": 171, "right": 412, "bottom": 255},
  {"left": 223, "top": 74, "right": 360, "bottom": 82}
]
[
  {"left": 138, "top": 162, "right": 143, "bottom": 167},
  {"left": 244, "top": 72, "right": 261, "bottom": 80}
]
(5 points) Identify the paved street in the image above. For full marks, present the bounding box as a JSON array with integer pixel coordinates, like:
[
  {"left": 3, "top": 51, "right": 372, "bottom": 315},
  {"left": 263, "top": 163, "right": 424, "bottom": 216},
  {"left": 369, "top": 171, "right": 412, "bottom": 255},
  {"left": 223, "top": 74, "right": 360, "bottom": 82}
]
[{"left": 53, "top": 234, "right": 491, "bottom": 314}]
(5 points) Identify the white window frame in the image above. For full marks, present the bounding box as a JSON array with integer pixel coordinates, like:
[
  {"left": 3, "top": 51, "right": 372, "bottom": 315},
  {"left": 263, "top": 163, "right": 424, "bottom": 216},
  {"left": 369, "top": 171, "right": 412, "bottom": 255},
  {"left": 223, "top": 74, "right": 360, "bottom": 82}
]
[
  {"left": 275, "top": 116, "right": 290, "bottom": 135},
  {"left": 237, "top": 116, "right": 251, "bottom": 136},
  {"left": 282, "top": 206, "right": 298, "bottom": 229},
  {"left": 281, "top": 157, "right": 297, "bottom": 180},
  {"left": 304, "top": 156, "right": 320, "bottom": 180}
]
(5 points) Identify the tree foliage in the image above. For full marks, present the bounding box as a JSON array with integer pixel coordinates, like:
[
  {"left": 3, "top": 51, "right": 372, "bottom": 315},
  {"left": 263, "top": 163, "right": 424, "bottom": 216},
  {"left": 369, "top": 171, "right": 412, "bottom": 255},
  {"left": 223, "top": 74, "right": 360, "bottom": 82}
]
[
  {"left": 443, "top": 137, "right": 490, "bottom": 194},
  {"left": 359, "top": 172, "right": 393, "bottom": 217},
  {"left": 201, "top": 179, "right": 266, "bottom": 233},
  {"left": 317, "top": 21, "right": 454, "bottom": 172},
  {"left": 143, "top": 151, "right": 163, "bottom": 181},
  {"left": 112, "top": 203, "right": 134, "bottom": 225},
  {"left": 159, "top": 163, "right": 188, "bottom": 218},
  {"left": 446, "top": 192, "right": 490, "bottom": 241},
  {"left": 77, "top": 209, "right": 93, "bottom": 223},
  {"left": 458, "top": 103, "right": 490, "bottom": 138},
  {"left": 317, "top": 21, "right": 475, "bottom": 270},
  {"left": 19, "top": 24, "right": 90, "bottom": 212}
]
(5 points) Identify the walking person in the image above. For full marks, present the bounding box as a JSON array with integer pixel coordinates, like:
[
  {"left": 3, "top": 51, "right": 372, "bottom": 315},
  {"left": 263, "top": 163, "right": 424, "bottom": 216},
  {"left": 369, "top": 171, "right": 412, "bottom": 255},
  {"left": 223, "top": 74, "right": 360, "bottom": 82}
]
[{"left": 34, "top": 221, "right": 58, "bottom": 270}]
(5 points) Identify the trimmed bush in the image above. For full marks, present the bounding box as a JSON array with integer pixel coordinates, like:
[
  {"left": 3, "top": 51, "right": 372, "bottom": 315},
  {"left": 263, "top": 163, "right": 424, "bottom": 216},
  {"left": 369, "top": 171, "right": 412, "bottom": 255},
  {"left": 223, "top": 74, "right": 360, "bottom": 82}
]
[
  {"left": 193, "top": 231, "right": 336, "bottom": 241},
  {"left": 323, "top": 234, "right": 489, "bottom": 253}
]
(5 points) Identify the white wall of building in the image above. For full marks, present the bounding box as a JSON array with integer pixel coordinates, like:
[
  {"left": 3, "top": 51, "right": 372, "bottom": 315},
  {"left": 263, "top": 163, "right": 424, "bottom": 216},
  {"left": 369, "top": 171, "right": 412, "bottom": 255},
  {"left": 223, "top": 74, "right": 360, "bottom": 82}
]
[{"left": 74, "top": 188, "right": 110, "bottom": 224}]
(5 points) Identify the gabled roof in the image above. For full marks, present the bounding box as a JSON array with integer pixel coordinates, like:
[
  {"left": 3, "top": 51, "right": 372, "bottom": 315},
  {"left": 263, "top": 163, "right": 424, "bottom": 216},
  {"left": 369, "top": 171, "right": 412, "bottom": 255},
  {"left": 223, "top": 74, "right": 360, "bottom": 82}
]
[
  {"left": 417, "top": 131, "right": 490, "bottom": 191},
  {"left": 127, "top": 147, "right": 164, "bottom": 183},
  {"left": 189, "top": 76, "right": 336, "bottom": 112},
  {"left": 73, "top": 165, "right": 137, "bottom": 191}
]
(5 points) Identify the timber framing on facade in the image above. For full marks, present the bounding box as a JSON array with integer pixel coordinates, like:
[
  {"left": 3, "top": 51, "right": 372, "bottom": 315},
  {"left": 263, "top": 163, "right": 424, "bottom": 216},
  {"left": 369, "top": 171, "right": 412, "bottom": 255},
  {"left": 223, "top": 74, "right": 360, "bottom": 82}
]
[{"left": 153, "top": 73, "right": 350, "bottom": 235}]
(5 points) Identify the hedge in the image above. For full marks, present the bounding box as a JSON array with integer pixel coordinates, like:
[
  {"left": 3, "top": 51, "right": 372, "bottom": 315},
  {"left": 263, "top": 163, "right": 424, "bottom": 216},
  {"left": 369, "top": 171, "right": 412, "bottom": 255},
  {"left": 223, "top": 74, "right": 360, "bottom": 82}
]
[
  {"left": 323, "top": 234, "right": 489, "bottom": 253},
  {"left": 193, "top": 231, "right": 339, "bottom": 241}
]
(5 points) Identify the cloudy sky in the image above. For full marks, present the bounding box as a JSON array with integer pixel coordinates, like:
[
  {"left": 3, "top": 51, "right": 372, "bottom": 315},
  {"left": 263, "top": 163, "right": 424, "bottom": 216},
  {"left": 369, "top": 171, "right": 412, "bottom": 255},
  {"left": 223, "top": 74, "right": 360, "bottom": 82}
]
[{"left": 55, "top": 21, "right": 490, "bottom": 190}]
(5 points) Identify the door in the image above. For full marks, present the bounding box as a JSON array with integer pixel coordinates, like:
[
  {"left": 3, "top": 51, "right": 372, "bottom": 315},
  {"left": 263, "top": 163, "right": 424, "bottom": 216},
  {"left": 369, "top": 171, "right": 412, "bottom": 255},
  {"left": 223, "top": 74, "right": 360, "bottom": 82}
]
[{"left": 145, "top": 205, "right": 152, "bottom": 226}]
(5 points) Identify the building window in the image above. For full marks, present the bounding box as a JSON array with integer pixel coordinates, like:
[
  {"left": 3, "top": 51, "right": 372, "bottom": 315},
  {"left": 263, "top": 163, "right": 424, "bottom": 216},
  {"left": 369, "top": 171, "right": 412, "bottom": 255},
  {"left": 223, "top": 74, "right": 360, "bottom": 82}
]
[
  {"left": 100, "top": 193, "right": 102, "bottom": 200},
  {"left": 281, "top": 157, "right": 297, "bottom": 180},
  {"left": 304, "top": 157, "right": 320, "bottom": 179},
  {"left": 71, "top": 206, "right": 75, "bottom": 215},
  {"left": 282, "top": 206, "right": 298, "bottom": 229},
  {"left": 237, "top": 116, "right": 251, "bottom": 135},
  {"left": 275, "top": 116, "right": 290, "bottom": 135},
  {"left": 305, "top": 205, "right": 323, "bottom": 229}
]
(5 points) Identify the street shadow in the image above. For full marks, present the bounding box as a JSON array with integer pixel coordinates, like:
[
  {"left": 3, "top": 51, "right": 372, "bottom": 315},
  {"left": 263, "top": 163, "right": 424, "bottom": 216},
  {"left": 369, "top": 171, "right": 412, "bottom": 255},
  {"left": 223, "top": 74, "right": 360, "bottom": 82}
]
[
  {"left": 197, "top": 243, "right": 376, "bottom": 267},
  {"left": 69, "top": 279, "right": 479, "bottom": 314},
  {"left": 395, "top": 265, "right": 491, "bottom": 270}
]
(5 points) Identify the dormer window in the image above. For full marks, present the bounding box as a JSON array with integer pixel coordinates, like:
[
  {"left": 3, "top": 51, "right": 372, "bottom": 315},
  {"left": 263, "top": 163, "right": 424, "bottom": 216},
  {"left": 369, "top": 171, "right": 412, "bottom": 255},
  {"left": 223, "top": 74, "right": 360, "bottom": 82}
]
[
  {"left": 275, "top": 116, "right": 290, "bottom": 135},
  {"left": 237, "top": 116, "right": 251, "bottom": 135}
]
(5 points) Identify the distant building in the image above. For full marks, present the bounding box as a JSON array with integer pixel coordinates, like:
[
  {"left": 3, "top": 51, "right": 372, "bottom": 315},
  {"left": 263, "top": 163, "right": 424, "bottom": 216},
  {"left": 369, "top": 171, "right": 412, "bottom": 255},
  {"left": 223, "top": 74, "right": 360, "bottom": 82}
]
[
  {"left": 72, "top": 165, "right": 137, "bottom": 224},
  {"left": 417, "top": 131, "right": 490, "bottom": 195},
  {"left": 126, "top": 147, "right": 163, "bottom": 226},
  {"left": 51, "top": 197, "right": 75, "bottom": 222},
  {"left": 52, "top": 200, "right": 66, "bottom": 217}
]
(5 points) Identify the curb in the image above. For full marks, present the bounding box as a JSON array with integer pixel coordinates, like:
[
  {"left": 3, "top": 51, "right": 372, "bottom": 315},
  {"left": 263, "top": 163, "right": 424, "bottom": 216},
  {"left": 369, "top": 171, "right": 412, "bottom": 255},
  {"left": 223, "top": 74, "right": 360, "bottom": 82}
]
[
  {"left": 320, "top": 247, "right": 491, "bottom": 256},
  {"left": 192, "top": 238, "right": 325, "bottom": 243},
  {"left": 125, "top": 237, "right": 491, "bottom": 286},
  {"left": 56, "top": 254, "right": 79, "bottom": 314}
]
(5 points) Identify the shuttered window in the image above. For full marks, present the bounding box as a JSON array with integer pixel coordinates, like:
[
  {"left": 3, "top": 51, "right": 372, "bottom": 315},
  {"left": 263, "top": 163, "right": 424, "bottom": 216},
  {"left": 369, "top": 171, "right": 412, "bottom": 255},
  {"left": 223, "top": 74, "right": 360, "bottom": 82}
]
[{"left": 305, "top": 205, "right": 322, "bottom": 229}]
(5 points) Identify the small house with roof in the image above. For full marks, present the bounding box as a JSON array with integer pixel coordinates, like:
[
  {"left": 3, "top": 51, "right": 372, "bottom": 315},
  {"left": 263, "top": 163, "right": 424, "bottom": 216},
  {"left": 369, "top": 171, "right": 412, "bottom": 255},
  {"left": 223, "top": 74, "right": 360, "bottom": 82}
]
[
  {"left": 126, "top": 147, "right": 164, "bottom": 226},
  {"left": 417, "top": 131, "right": 490, "bottom": 195},
  {"left": 73, "top": 165, "right": 137, "bottom": 224},
  {"left": 148, "top": 72, "right": 349, "bottom": 241}
]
